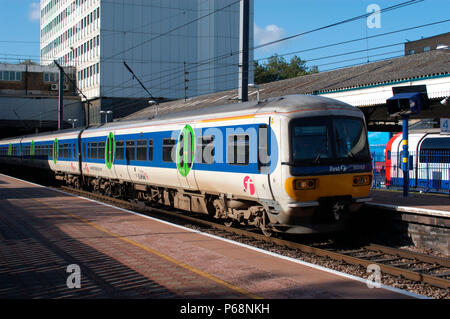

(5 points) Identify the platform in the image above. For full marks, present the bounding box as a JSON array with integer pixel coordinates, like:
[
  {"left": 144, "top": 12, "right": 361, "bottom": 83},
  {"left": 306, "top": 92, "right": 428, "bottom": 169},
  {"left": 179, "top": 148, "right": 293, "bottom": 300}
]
[
  {"left": 0, "top": 173, "right": 419, "bottom": 299},
  {"left": 366, "top": 189, "right": 449, "bottom": 256},
  {"left": 369, "top": 189, "right": 450, "bottom": 217}
]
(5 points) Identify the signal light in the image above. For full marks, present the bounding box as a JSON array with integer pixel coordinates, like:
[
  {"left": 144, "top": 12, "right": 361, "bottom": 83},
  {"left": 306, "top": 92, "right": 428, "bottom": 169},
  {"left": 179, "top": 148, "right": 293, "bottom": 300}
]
[
  {"left": 294, "top": 179, "right": 316, "bottom": 190},
  {"left": 353, "top": 175, "right": 372, "bottom": 186}
]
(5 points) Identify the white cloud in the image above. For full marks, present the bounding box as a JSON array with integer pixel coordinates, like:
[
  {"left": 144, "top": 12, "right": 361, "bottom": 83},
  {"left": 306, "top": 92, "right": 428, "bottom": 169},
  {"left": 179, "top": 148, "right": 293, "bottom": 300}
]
[
  {"left": 254, "top": 24, "right": 286, "bottom": 49},
  {"left": 29, "top": 2, "right": 40, "bottom": 22}
]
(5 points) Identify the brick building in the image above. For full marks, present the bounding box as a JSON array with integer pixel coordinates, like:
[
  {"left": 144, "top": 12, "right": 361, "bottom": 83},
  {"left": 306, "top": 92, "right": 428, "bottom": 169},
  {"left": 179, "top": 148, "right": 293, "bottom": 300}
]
[
  {"left": 405, "top": 32, "right": 450, "bottom": 55},
  {"left": 0, "top": 62, "right": 84, "bottom": 138},
  {"left": 0, "top": 62, "right": 75, "bottom": 96}
]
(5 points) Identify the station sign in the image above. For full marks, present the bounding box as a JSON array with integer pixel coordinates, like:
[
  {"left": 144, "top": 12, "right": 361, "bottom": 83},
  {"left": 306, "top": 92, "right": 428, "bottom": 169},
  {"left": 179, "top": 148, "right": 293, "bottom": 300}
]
[{"left": 441, "top": 118, "right": 450, "bottom": 134}]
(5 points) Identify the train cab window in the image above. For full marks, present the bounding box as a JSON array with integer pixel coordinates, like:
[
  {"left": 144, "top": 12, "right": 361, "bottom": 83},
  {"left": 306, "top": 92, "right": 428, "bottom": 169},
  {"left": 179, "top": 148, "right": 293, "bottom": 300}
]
[
  {"left": 163, "top": 138, "right": 176, "bottom": 163},
  {"left": 196, "top": 136, "right": 215, "bottom": 164},
  {"left": 228, "top": 134, "right": 249, "bottom": 165},
  {"left": 148, "top": 139, "right": 153, "bottom": 162},
  {"left": 126, "top": 140, "right": 135, "bottom": 161},
  {"left": 136, "top": 139, "right": 147, "bottom": 161},
  {"left": 115, "top": 141, "right": 124, "bottom": 161},
  {"left": 98, "top": 142, "right": 105, "bottom": 160}
]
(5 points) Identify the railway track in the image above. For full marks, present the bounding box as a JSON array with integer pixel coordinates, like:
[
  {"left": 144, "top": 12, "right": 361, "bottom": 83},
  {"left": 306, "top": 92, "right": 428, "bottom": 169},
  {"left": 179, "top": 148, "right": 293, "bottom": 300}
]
[{"left": 60, "top": 185, "right": 450, "bottom": 291}]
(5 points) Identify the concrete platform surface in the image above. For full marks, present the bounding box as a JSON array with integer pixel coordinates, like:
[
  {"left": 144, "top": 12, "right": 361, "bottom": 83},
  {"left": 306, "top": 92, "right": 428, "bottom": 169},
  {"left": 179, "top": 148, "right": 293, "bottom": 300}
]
[
  {"left": 0, "top": 174, "right": 420, "bottom": 299},
  {"left": 369, "top": 189, "right": 450, "bottom": 217}
]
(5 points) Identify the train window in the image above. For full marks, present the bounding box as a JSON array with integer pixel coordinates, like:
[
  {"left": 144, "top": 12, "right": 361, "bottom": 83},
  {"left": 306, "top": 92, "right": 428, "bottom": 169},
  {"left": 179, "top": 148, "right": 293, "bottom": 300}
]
[
  {"left": 196, "top": 136, "right": 215, "bottom": 164},
  {"left": 163, "top": 138, "right": 176, "bottom": 163},
  {"left": 59, "top": 144, "right": 64, "bottom": 159},
  {"left": 148, "top": 139, "right": 153, "bottom": 162},
  {"left": 258, "top": 125, "right": 270, "bottom": 170},
  {"left": 65, "top": 144, "right": 70, "bottom": 158},
  {"left": 228, "top": 134, "right": 249, "bottom": 165},
  {"left": 115, "top": 141, "right": 124, "bottom": 161},
  {"left": 420, "top": 138, "right": 450, "bottom": 163},
  {"left": 98, "top": 141, "right": 105, "bottom": 160},
  {"left": 126, "top": 140, "right": 135, "bottom": 161},
  {"left": 136, "top": 139, "right": 147, "bottom": 161},
  {"left": 90, "top": 142, "right": 98, "bottom": 159}
]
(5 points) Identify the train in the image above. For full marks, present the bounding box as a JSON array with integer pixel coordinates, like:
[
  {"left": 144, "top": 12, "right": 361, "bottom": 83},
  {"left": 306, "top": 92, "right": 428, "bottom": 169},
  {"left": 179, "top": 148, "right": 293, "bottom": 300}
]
[
  {"left": 384, "top": 129, "right": 450, "bottom": 191},
  {"left": 0, "top": 95, "right": 373, "bottom": 235}
]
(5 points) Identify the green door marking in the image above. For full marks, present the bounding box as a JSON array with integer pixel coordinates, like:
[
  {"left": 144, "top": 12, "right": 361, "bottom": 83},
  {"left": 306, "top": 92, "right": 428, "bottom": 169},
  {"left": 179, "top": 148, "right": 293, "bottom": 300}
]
[
  {"left": 176, "top": 125, "right": 195, "bottom": 177},
  {"left": 30, "top": 140, "right": 35, "bottom": 158},
  {"left": 105, "top": 132, "right": 115, "bottom": 169},
  {"left": 8, "top": 143, "right": 11, "bottom": 156},
  {"left": 53, "top": 138, "right": 59, "bottom": 164}
]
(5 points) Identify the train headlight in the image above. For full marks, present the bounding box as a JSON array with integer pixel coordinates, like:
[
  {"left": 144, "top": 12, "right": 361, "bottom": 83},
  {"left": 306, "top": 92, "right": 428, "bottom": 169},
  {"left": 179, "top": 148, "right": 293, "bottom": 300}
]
[
  {"left": 294, "top": 179, "right": 316, "bottom": 190},
  {"left": 353, "top": 175, "right": 372, "bottom": 186}
]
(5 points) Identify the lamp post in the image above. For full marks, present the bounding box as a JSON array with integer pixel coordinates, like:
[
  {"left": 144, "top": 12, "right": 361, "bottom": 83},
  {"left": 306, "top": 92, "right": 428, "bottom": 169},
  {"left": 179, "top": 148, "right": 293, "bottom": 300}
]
[
  {"left": 100, "top": 110, "right": 113, "bottom": 123},
  {"left": 68, "top": 118, "right": 78, "bottom": 128},
  {"left": 149, "top": 100, "right": 158, "bottom": 118},
  {"left": 248, "top": 83, "right": 260, "bottom": 103},
  {"left": 106, "top": 110, "right": 113, "bottom": 123},
  {"left": 100, "top": 110, "right": 105, "bottom": 123}
]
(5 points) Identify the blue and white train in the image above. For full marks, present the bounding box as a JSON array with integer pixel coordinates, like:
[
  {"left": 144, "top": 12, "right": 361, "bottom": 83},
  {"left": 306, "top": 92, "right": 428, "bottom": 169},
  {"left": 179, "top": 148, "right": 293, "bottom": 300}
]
[
  {"left": 385, "top": 129, "right": 450, "bottom": 191},
  {"left": 0, "top": 95, "right": 373, "bottom": 235}
]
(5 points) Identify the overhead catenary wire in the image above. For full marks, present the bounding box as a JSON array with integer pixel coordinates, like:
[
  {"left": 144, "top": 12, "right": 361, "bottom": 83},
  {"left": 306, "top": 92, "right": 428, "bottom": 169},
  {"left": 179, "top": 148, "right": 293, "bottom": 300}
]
[
  {"left": 99, "top": 0, "right": 433, "bottom": 98},
  {"left": 104, "top": 48, "right": 410, "bottom": 115},
  {"left": 4, "top": 0, "right": 435, "bottom": 105}
]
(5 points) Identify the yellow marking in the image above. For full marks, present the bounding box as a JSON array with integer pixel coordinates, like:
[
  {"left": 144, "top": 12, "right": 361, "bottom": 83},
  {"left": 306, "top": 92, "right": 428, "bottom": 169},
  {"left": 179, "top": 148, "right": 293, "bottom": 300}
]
[
  {"left": 403, "top": 157, "right": 408, "bottom": 163},
  {"left": 200, "top": 114, "right": 255, "bottom": 123},
  {"left": 285, "top": 174, "right": 372, "bottom": 202},
  {"left": 31, "top": 197, "right": 261, "bottom": 299},
  {"left": 402, "top": 140, "right": 408, "bottom": 145}
]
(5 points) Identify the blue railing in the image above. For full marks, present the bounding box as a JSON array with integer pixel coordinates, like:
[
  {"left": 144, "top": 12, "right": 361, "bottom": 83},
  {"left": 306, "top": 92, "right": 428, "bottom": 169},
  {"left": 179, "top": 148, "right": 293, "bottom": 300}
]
[{"left": 371, "top": 150, "right": 450, "bottom": 194}]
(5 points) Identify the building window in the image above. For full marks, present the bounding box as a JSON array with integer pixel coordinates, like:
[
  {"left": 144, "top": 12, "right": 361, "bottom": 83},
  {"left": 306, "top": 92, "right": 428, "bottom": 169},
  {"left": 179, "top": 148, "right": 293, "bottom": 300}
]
[
  {"left": 408, "top": 49, "right": 415, "bottom": 55},
  {"left": 1, "top": 71, "right": 22, "bottom": 81},
  {"left": 44, "top": 72, "right": 58, "bottom": 82},
  {"left": 424, "top": 46, "right": 431, "bottom": 52}
]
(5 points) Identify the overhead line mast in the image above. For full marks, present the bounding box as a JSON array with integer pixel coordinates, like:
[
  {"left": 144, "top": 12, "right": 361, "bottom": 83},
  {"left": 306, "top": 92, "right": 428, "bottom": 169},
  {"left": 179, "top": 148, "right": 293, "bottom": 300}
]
[{"left": 238, "top": 0, "right": 250, "bottom": 103}]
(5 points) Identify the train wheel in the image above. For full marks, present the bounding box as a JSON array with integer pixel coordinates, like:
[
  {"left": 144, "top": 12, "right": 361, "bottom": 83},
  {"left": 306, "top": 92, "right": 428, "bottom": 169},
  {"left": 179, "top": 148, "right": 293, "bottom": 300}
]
[{"left": 260, "top": 225, "right": 273, "bottom": 237}]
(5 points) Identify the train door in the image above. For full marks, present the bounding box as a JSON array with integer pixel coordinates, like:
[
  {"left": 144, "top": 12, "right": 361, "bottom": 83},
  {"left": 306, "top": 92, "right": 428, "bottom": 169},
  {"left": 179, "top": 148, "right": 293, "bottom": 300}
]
[
  {"left": 105, "top": 132, "right": 116, "bottom": 179},
  {"left": 176, "top": 124, "right": 198, "bottom": 190},
  {"left": 252, "top": 119, "right": 276, "bottom": 201},
  {"left": 125, "top": 139, "right": 136, "bottom": 182}
]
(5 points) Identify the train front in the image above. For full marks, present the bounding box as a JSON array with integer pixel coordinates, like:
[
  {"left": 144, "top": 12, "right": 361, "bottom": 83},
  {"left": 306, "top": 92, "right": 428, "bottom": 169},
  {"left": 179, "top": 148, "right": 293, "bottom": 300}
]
[{"left": 274, "top": 102, "right": 372, "bottom": 233}]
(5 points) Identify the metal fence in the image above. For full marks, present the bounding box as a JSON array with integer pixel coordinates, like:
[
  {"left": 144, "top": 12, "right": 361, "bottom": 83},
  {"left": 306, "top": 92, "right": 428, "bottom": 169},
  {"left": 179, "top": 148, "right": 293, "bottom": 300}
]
[{"left": 371, "top": 150, "right": 450, "bottom": 194}]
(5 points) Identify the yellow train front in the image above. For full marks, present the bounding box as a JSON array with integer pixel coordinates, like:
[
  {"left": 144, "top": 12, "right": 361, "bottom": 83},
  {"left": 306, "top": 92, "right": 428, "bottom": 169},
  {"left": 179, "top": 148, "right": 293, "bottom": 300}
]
[{"left": 267, "top": 96, "right": 373, "bottom": 234}]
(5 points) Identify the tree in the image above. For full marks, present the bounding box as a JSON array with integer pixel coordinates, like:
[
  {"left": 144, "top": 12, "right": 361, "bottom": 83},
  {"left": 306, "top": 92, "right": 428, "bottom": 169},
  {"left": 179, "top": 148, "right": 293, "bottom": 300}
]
[{"left": 254, "top": 54, "right": 318, "bottom": 84}]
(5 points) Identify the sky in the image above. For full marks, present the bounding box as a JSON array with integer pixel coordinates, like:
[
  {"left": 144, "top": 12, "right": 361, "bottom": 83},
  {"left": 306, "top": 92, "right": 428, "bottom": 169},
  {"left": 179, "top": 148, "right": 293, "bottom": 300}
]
[{"left": 0, "top": 0, "right": 449, "bottom": 71}]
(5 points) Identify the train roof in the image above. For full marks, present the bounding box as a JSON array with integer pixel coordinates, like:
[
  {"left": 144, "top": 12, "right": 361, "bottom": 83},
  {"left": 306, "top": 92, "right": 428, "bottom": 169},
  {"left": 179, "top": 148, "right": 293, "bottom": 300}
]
[
  {"left": 0, "top": 94, "right": 359, "bottom": 140},
  {"left": 86, "top": 94, "right": 358, "bottom": 133}
]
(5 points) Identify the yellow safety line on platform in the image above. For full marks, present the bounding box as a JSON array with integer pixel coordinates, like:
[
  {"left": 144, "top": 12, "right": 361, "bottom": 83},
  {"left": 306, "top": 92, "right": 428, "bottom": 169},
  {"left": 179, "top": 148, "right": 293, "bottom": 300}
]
[{"left": 31, "top": 197, "right": 261, "bottom": 299}]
